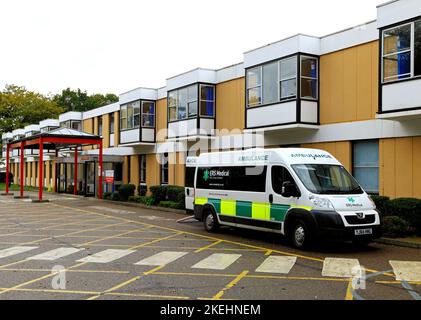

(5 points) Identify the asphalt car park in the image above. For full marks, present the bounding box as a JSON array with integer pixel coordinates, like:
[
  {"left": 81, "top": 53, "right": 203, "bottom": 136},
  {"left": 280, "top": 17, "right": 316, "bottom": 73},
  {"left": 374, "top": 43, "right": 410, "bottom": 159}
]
[{"left": 0, "top": 192, "right": 419, "bottom": 300}]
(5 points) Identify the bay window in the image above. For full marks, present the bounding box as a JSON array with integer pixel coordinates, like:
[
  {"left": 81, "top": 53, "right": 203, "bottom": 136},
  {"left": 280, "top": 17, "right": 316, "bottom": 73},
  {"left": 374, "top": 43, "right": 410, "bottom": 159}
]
[
  {"left": 141, "top": 101, "right": 155, "bottom": 128},
  {"left": 246, "top": 68, "right": 262, "bottom": 107},
  {"left": 280, "top": 56, "right": 297, "bottom": 99},
  {"left": 382, "top": 19, "right": 421, "bottom": 83},
  {"left": 200, "top": 85, "right": 215, "bottom": 117},
  {"left": 300, "top": 56, "right": 318, "bottom": 100},
  {"left": 120, "top": 100, "right": 154, "bottom": 130},
  {"left": 168, "top": 84, "right": 214, "bottom": 121},
  {"left": 246, "top": 54, "right": 317, "bottom": 107}
]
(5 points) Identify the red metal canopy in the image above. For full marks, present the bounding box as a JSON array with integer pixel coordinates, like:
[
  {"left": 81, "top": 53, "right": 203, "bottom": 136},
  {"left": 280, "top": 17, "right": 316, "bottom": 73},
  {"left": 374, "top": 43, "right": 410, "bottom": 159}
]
[{"left": 4, "top": 128, "right": 103, "bottom": 202}]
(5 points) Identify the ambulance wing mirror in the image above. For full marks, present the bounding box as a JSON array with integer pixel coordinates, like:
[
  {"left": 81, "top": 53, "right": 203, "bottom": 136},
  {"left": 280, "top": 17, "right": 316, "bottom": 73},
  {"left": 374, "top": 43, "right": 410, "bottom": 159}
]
[{"left": 282, "top": 181, "right": 301, "bottom": 198}]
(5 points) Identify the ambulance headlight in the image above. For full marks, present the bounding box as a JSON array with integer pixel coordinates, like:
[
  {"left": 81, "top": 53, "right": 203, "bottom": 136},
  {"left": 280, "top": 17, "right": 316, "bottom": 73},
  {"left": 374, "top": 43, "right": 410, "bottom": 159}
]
[{"left": 309, "top": 195, "right": 335, "bottom": 210}]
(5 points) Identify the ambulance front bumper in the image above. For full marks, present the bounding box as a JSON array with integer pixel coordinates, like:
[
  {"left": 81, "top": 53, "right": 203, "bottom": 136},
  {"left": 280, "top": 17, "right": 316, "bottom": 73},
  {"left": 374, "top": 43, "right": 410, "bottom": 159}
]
[{"left": 311, "top": 210, "right": 382, "bottom": 241}]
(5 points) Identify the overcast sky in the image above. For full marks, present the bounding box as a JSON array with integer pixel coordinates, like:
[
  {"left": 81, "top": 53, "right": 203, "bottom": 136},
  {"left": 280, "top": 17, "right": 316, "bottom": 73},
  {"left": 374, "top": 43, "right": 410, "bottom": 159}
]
[{"left": 0, "top": 0, "right": 385, "bottom": 96}]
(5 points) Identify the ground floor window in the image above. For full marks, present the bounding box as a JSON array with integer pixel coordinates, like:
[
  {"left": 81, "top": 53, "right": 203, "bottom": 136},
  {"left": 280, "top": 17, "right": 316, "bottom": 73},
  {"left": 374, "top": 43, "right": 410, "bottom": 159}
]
[
  {"left": 139, "top": 155, "right": 146, "bottom": 184},
  {"left": 353, "top": 140, "right": 379, "bottom": 194},
  {"left": 160, "top": 153, "right": 168, "bottom": 185}
]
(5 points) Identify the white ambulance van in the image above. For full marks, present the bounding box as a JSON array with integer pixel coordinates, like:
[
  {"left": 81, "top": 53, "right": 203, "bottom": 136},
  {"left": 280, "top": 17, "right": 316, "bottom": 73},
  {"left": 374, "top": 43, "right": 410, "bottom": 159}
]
[
  {"left": 192, "top": 148, "right": 381, "bottom": 249},
  {"left": 185, "top": 157, "right": 198, "bottom": 214}
]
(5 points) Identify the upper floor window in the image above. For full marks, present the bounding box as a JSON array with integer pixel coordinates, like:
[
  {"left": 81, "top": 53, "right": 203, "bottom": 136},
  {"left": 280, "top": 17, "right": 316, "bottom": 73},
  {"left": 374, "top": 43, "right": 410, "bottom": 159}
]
[
  {"left": 246, "top": 54, "right": 317, "bottom": 108},
  {"left": 300, "top": 56, "right": 318, "bottom": 99},
  {"left": 98, "top": 117, "right": 103, "bottom": 136},
  {"left": 382, "top": 20, "right": 421, "bottom": 83},
  {"left": 110, "top": 113, "right": 115, "bottom": 134},
  {"left": 120, "top": 101, "right": 141, "bottom": 131},
  {"left": 141, "top": 101, "right": 155, "bottom": 128},
  {"left": 168, "top": 84, "right": 214, "bottom": 122}
]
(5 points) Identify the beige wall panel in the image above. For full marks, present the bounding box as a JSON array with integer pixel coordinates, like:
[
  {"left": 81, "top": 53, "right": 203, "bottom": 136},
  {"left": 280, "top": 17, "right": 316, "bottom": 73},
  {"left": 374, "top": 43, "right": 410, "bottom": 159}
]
[
  {"left": 103, "top": 114, "right": 110, "bottom": 149},
  {"left": 123, "top": 156, "right": 129, "bottom": 184},
  {"left": 83, "top": 119, "right": 94, "bottom": 151},
  {"left": 371, "top": 41, "right": 379, "bottom": 119},
  {"left": 413, "top": 137, "right": 421, "bottom": 199},
  {"left": 216, "top": 78, "right": 245, "bottom": 132},
  {"left": 343, "top": 47, "right": 358, "bottom": 122},
  {"left": 156, "top": 98, "right": 167, "bottom": 142},
  {"left": 130, "top": 155, "right": 140, "bottom": 188},
  {"left": 146, "top": 154, "right": 160, "bottom": 194},
  {"left": 356, "top": 44, "right": 373, "bottom": 121},
  {"left": 395, "top": 138, "right": 413, "bottom": 198},
  {"left": 320, "top": 41, "right": 379, "bottom": 124}
]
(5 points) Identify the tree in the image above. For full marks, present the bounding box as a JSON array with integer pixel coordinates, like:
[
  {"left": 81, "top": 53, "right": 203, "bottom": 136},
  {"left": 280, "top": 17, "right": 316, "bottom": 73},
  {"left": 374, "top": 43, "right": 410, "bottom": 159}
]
[
  {"left": 0, "top": 85, "right": 65, "bottom": 137},
  {"left": 53, "top": 88, "right": 118, "bottom": 112}
]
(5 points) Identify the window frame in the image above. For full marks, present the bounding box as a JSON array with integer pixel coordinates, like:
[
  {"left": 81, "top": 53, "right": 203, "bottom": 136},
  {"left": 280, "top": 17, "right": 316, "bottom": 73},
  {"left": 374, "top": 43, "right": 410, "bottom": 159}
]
[
  {"left": 352, "top": 140, "right": 380, "bottom": 195},
  {"left": 279, "top": 56, "right": 298, "bottom": 101},
  {"left": 141, "top": 101, "right": 156, "bottom": 128},
  {"left": 300, "top": 55, "right": 319, "bottom": 100},
  {"left": 110, "top": 113, "right": 115, "bottom": 134},
  {"left": 120, "top": 100, "right": 155, "bottom": 131},
  {"left": 246, "top": 66, "right": 263, "bottom": 108},
  {"left": 160, "top": 153, "right": 169, "bottom": 185},
  {"left": 167, "top": 83, "right": 215, "bottom": 122},
  {"left": 381, "top": 20, "right": 421, "bottom": 84},
  {"left": 199, "top": 84, "right": 215, "bottom": 118},
  {"left": 139, "top": 154, "right": 147, "bottom": 184},
  {"left": 246, "top": 54, "right": 317, "bottom": 108}
]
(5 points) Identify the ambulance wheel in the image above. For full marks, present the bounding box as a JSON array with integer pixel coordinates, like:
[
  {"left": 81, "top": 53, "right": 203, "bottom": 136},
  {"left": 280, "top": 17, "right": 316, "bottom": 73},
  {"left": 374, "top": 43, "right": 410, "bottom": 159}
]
[
  {"left": 291, "top": 219, "right": 312, "bottom": 249},
  {"left": 203, "top": 210, "right": 219, "bottom": 232}
]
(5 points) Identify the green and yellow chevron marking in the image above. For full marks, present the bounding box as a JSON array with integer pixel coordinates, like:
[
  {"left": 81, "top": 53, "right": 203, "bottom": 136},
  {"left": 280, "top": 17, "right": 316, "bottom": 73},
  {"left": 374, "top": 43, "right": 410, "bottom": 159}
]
[{"left": 195, "top": 198, "right": 312, "bottom": 222}]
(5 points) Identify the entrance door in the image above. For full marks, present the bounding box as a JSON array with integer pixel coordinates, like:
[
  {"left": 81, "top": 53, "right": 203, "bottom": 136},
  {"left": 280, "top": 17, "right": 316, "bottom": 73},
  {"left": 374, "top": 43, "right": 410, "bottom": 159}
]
[
  {"left": 84, "top": 161, "right": 96, "bottom": 197},
  {"left": 57, "top": 163, "right": 67, "bottom": 193}
]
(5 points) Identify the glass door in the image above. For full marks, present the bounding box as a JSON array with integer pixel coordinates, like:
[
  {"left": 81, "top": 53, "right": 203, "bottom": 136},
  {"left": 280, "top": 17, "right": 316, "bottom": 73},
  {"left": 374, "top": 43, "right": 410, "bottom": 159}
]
[{"left": 84, "top": 161, "right": 96, "bottom": 197}]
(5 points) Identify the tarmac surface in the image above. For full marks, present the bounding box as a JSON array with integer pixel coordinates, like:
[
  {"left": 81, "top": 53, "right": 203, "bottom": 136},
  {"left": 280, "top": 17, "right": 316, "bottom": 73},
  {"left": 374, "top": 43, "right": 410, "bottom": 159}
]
[{"left": 0, "top": 192, "right": 420, "bottom": 300}]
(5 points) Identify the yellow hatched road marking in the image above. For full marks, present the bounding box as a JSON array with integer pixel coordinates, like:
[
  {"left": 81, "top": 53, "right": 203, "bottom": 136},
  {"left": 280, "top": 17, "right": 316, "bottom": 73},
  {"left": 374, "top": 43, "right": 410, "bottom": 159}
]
[
  {"left": 195, "top": 240, "right": 223, "bottom": 253},
  {"left": 87, "top": 276, "right": 141, "bottom": 300},
  {"left": 345, "top": 280, "right": 354, "bottom": 300},
  {"left": 52, "top": 203, "right": 395, "bottom": 278},
  {"left": 212, "top": 270, "right": 249, "bottom": 300}
]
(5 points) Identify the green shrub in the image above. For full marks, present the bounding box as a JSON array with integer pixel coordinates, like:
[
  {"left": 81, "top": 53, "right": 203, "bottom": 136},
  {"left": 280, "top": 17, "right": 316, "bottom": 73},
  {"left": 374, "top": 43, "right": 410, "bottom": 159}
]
[
  {"left": 384, "top": 198, "right": 421, "bottom": 235},
  {"left": 382, "top": 216, "right": 411, "bottom": 238},
  {"left": 149, "top": 185, "right": 185, "bottom": 209},
  {"left": 159, "top": 201, "right": 184, "bottom": 210},
  {"left": 370, "top": 195, "right": 390, "bottom": 215},
  {"left": 138, "top": 184, "right": 147, "bottom": 196},
  {"left": 103, "top": 192, "right": 112, "bottom": 200},
  {"left": 118, "top": 184, "right": 136, "bottom": 201},
  {"left": 110, "top": 192, "right": 121, "bottom": 201},
  {"left": 136, "top": 196, "right": 154, "bottom": 206}
]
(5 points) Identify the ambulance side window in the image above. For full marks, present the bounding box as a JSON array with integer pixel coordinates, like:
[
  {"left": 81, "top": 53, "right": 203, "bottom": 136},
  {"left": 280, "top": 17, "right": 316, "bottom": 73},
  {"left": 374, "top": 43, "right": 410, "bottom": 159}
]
[{"left": 272, "top": 166, "right": 297, "bottom": 195}]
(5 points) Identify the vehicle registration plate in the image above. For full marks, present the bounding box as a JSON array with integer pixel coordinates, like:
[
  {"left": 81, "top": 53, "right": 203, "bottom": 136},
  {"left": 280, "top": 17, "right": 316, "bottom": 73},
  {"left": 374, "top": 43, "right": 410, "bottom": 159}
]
[{"left": 355, "top": 228, "right": 373, "bottom": 236}]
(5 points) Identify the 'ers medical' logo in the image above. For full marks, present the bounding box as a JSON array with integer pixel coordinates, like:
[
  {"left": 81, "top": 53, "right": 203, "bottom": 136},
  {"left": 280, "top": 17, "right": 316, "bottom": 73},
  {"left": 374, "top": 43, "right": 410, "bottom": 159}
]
[
  {"left": 203, "top": 169, "right": 210, "bottom": 182},
  {"left": 346, "top": 196, "right": 363, "bottom": 208}
]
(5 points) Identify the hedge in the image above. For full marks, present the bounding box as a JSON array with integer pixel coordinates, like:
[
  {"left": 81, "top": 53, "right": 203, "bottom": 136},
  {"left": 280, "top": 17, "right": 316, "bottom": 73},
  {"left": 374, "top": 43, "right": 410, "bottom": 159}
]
[
  {"left": 371, "top": 196, "right": 421, "bottom": 236},
  {"left": 0, "top": 172, "right": 14, "bottom": 184},
  {"left": 149, "top": 185, "right": 185, "bottom": 210},
  {"left": 381, "top": 216, "right": 411, "bottom": 238},
  {"left": 118, "top": 184, "right": 136, "bottom": 201},
  {"left": 130, "top": 195, "right": 154, "bottom": 206}
]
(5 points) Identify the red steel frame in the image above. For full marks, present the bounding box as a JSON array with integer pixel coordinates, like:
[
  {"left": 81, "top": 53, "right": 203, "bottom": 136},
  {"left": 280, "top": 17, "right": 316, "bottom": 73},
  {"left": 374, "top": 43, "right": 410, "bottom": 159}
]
[{"left": 5, "top": 136, "right": 103, "bottom": 202}]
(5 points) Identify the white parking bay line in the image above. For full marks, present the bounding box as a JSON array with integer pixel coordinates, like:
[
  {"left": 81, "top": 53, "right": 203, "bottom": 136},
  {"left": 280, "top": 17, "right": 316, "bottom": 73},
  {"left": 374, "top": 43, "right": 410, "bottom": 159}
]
[
  {"left": 390, "top": 260, "right": 421, "bottom": 282},
  {"left": 26, "top": 247, "right": 84, "bottom": 261},
  {"left": 322, "top": 258, "right": 361, "bottom": 278},
  {"left": 255, "top": 256, "right": 297, "bottom": 274},
  {"left": 192, "top": 254, "right": 241, "bottom": 270},
  {"left": 0, "top": 246, "right": 38, "bottom": 259},
  {"left": 135, "top": 251, "right": 189, "bottom": 266},
  {"left": 77, "top": 249, "right": 135, "bottom": 263}
]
